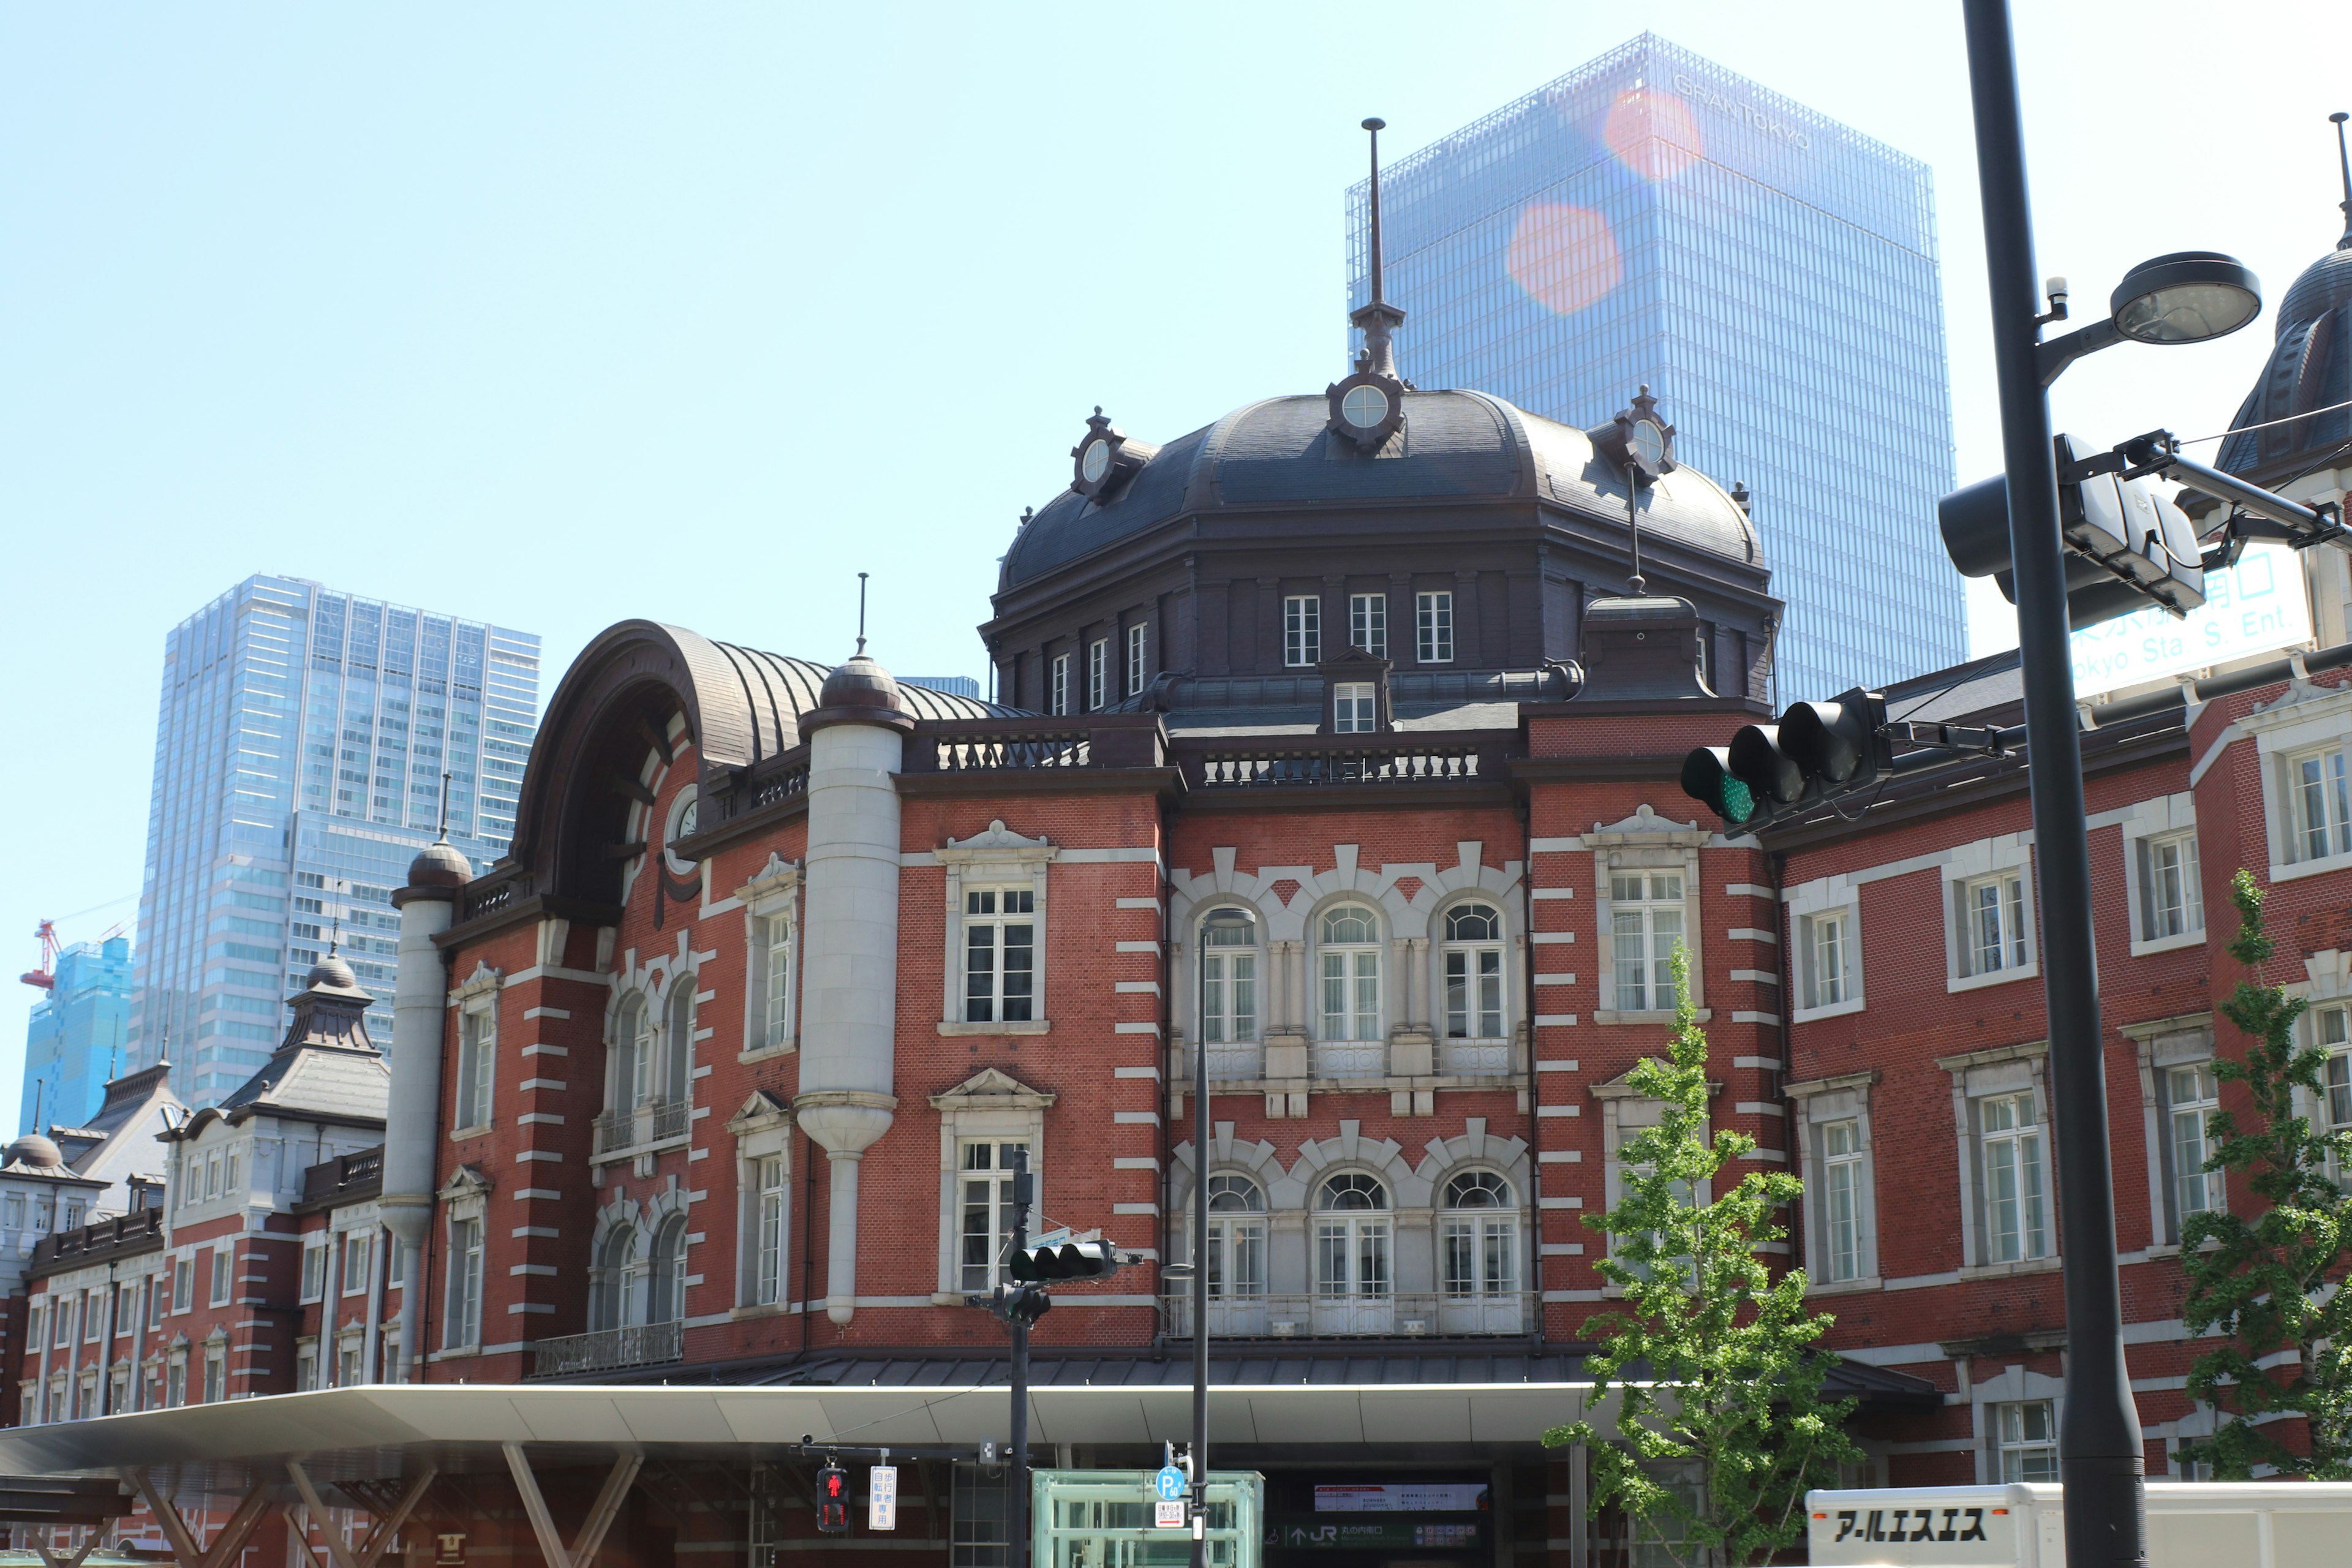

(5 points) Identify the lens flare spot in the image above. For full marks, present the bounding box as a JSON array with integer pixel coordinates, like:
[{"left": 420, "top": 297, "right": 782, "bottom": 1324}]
[
  {"left": 1507, "top": 203, "right": 1623, "bottom": 317},
  {"left": 1602, "top": 88, "right": 1702, "bottom": 181}
]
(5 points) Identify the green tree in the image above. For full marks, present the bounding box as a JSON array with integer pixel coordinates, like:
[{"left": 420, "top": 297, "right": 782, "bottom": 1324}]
[
  {"left": 2176, "top": 869, "right": 2352, "bottom": 1479},
  {"left": 1544, "top": 948, "right": 1859, "bottom": 1566}
]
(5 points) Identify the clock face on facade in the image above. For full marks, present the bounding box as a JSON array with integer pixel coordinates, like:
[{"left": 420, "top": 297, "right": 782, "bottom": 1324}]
[{"left": 1341, "top": 384, "right": 1392, "bottom": 430}]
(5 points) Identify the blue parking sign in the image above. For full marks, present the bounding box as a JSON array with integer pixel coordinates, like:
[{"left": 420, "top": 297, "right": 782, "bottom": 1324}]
[{"left": 1155, "top": 1466, "right": 1188, "bottom": 1501}]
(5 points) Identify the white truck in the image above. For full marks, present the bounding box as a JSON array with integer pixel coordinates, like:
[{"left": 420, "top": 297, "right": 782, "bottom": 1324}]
[{"left": 1805, "top": 1482, "right": 2352, "bottom": 1566}]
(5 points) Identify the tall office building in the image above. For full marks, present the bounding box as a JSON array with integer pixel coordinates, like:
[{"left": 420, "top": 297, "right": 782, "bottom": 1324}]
[
  {"left": 1349, "top": 34, "right": 1961, "bottom": 699},
  {"left": 18, "top": 935, "right": 133, "bottom": 1137},
  {"left": 130, "top": 575, "right": 541, "bottom": 1101}
]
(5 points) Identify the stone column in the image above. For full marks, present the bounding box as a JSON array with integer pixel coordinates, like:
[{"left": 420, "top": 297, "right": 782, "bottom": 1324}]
[{"left": 384, "top": 835, "right": 470, "bottom": 1382}]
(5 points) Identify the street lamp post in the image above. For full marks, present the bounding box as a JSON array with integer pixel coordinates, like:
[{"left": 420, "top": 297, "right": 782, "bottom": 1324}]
[{"left": 1191, "top": 953, "right": 1211, "bottom": 1568}]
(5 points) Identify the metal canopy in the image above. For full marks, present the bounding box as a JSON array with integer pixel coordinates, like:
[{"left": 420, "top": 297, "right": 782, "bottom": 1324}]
[{"left": 0, "top": 1379, "right": 1602, "bottom": 1496}]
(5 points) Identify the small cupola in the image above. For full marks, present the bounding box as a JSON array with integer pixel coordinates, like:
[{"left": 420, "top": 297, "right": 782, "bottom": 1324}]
[
  {"left": 1069, "top": 408, "right": 1157, "bottom": 502},
  {"left": 1329, "top": 118, "right": 1411, "bottom": 452}
]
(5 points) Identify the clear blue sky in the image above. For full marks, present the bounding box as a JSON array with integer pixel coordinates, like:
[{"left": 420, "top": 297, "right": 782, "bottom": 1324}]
[{"left": 2, "top": 1, "right": 2343, "bottom": 1126}]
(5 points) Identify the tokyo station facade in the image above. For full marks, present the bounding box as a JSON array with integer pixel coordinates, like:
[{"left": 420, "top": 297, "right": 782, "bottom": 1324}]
[{"left": 7, "top": 226, "right": 2352, "bottom": 1568}]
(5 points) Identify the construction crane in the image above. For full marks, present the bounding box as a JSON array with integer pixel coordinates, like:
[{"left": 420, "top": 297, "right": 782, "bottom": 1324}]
[{"left": 21, "top": 920, "right": 60, "bottom": 990}]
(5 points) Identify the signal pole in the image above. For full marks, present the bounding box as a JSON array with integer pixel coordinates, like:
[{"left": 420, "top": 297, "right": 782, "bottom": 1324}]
[
  {"left": 1961, "top": 1, "right": 2144, "bottom": 1562},
  {"left": 1191, "top": 957, "right": 1210, "bottom": 1568}
]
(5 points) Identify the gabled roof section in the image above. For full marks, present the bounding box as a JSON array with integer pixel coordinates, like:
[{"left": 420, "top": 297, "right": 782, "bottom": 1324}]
[{"left": 176, "top": 967, "right": 390, "bottom": 1137}]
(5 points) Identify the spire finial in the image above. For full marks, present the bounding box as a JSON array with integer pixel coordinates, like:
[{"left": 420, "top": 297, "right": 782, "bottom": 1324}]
[
  {"left": 856, "top": 571, "right": 870, "bottom": 657},
  {"left": 1350, "top": 118, "right": 1407, "bottom": 380},
  {"left": 435, "top": 771, "right": 452, "bottom": 842},
  {"left": 2332, "top": 112, "right": 2351, "bottom": 250}
]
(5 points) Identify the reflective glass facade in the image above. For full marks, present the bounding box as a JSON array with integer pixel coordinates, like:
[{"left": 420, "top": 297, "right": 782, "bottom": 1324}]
[
  {"left": 131, "top": 575, "right": 541, "bottom": 1101},
  {"left": 1349, "top": 34, "right": 1961, "bottom": 699}
]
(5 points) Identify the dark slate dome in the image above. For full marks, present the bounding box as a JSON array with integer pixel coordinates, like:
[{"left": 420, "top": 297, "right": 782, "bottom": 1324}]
[
  {"left": 307, "top": 953, "right": 360, "bottom": 991},
  {"left": 407, "top": 838, "right": 472, "bottom": 890},
  {"left": 818, "top": 652, "right": 905, "bottom": 713},
  {"left": 1001, "top": 388, "right": 1762, "bottom": 589},
  {"left": 2218, "top": 240, "right": 2352, "bottom": 477}
]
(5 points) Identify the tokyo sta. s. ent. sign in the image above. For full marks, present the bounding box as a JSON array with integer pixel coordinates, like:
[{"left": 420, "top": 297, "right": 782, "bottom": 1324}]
[{"left": 2070, "top": 541, "right": 2311, "bottom": 700}]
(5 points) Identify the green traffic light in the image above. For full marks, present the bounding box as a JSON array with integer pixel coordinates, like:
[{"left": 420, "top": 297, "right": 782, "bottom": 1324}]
[{"left": 1717, "top": 775, "right": 1754, "bottom": 824}]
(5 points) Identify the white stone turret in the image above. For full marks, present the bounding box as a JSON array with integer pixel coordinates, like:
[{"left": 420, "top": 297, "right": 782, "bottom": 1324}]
[
  {"left": 383, "top": 835, "right": 469, "bottom": 1378},
  {"left": 793, "top": 653, "right": 910, "bottom": 1323}
]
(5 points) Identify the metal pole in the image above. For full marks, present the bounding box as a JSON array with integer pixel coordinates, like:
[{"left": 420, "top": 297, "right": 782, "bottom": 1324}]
[
  {"left": 1958, "top": 4, "right": 2145, "bottom": 1563},
  {"left": 1009, "top": 1148, "right": 1032, "bottom": 1568},
  {"left": 1191, "top": 1005, "right": 1210, "bottom": 1567}
]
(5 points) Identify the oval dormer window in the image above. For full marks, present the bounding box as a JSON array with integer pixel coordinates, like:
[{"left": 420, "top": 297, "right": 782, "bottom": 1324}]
[
  {"left": 1341, "top": 384, "right": 1391, "bottom": 429},
  {"left": 1080, "top": 439, "right": 1112, "bottom": 485}
]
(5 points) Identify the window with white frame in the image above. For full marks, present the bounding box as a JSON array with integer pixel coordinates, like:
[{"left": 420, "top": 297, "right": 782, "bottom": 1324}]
[
  {"left": 172, "top": 1257, "right": 192, "bottom": 1313},
  {"left": 65, "top": 1198, "right": 86, "bottom": 1229},
  {"left": 149, "top": 1276, "right": 165, "bottom": 1327},
  {"left": 301, "top": 1239, "right": 326, "bottom": 1302},
  {"left": 613, "top": 993, "right": 652, "bottom": 1113},
  {"left": 753, "top": 1156, "right": 788, "bottom": 1305},
  {"left": 1126, "top": 623, "right": 1147, "bottom": 697},
  {"left": 1333, "top": 682, "right": 1378, "bottom": 733},
  {"left": 1820, "top": 1120, "right": 1866, "bottom": 1283},
  {"left": 2316, "top": 1005, "right": 2351, "bottom": 1187},
  {"left": 1416, "top": 590, "right": 1455, "bottom": 663},
  {"left": 2137, "top": 831, "right": 2202, "bottom": 940},
  {"left": 202, "top": 1344, "right": 225, "bottom": 1404},
  {"left": 109, "top": 1363, "right": 129, "bottom": 1414},
  {"left": 2166, "top": 1063, "right": 2223, "bottom": 1226},
  {"left": 1317, "top": 905, "right": 1382, "bottom": 1042},
  {"left": 295, "top": 1343, "right": 318, "bottom": 1392},
  {"left": 1956, "top": 872, "right": 2030, "bottom": 978},
  {"left": 963, "top": 888, "right": 1036, "bottom": 1023},
  {"left": 1439, "top": 1172, "right": 1519, "bottom": 1297},
  {"left": 760, "top": 913, "right": 794, "bottom": 1049},
  {"left": 1800, "top": 909, "right": 1855, "bottom": 1010},
  {"left": 1314, "top": 1174, "right": 1392, "bottom": 1297},
  {"left": 2285, "top": 741, "right": 2352, "bottom": 862},
  {"left": 1050, "top": 652, "right": 1069, "bottom": 716},
  {"left": 957, "top": 1140, "right": 1028, "bottom": 1292},
  {"left": 1611, "top": 872, "right": 1686, "bottom": 1012},
  {"left": 1204, "top": 1174, "right": 1266, "bottom": 1298},
  {"left": 209, "top": 1244, "right": 233, "bottom": 1306},
  {"left": 662, "top": 981, "right": 695, "bottom": 1106},
  {"left": 165, "top": 1353, "right": 186, "bottom": 1408},
  {"left": 650, "top": 1216, "right": 688, "bottom": 1324},
  {"left": 1442, "top": 903, "right": 1506, "bottom": 1040},
  {"left": 341, "top": 1230, "right": 372, "bottom": 1296},
  {"left": 1198, "top": 908, "right": 1260, "bottom": 1061},
  {"left": 84, "top": 1289, "right": 103, "bottom": 1341},
  {"left": 1994, "top": 1400, "right": 2059, "bottom": 1482},
  {"left": 456, "top": 1003, "right": 495, "bottom": 1129},
  {"left": 337, "top": 1336, "right": 364, "bottom": 1389},
  {"left": 1284, "top": 595, "right": 1321, "bottom": 667},
  {"left": 445, "top": 1216, "right": 483, "bottom": 1348},
  {"left": 593, "top": 1229, "right": 640, "bottom": 1331},
  {"left": 1349, "top": 592, "right": 1387, "bottom": 658},
  {"left": 1979, "top": 1091, "right": 2049, "bottom": 1262},
  {"left": 116, "top": 1281, "right": 139, "bottom": 1335},
  {"left": 1087, "top": 639, "right": 1107, "bottom": 710}
]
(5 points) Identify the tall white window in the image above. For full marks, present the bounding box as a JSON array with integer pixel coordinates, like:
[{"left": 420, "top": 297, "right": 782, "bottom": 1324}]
[
  {"left": 754, "top": 1156, "right": 788, "bottom": 1305},
  {"left": 1980, "top": 1091, "right": 2048, "bottom": 1262},
  {"left": 957, "top": 1140, "right": 1028, "bottom": 1292},
  {"left": 1284, "top": 595, "right": 1321, "bottom": 667},
  {"left": 301, "top": 1240, "right": 326, "bottom": 1302},
  {"left": 1087, "top": 638, "right": 1107, "bottom": 710},
  {"left": 1611, "top": 872, "right": 1686, "bottom": 1012},
  {"left": 337, "top": 1338, "right": 364, "bottom": 1389},
  {"left": 614, "top": 994, "right": 652, "bottom": 1112},
  {"left": 341, "top": 1231, "right": 372, "bottom": 1296},
  {"left": 1198, "top": 908, "right": 1259, "bottom": 1064},
  {"left": 663, "top": 982, "right": 694, "bottom": 1104},
  {"left": 650, "top": 1216, "right": 688, "bottom": 1324},
  {"left": 1317, "top": 905, "right": 1382, "bottom": 1044},
  {"left": 760, "top": 914, "right": 794, "bottom": 1049},
  {"left": 446, "top": 1218, "right": 483, "bottom": 1348},
  {"left": 456, "top": 1004, "right": 494, "bottom": 1128},
  {"left": 2138, "top": 831, "right": 2203, "bottom": 939},
  {"left": 1204, "top": 1175, "right": 1267, "bottom": 1298},
  {"left": 1957, "top": 872, "right": 2030, "bottom": 978},
  {"left": 963, "top": 888, "right": 1036, "bottom": 1023},
  {"left": 1802, "top": 910, "right": 1852, "bottom": 1009},
  {"left": 594, "top": 1230, "right": 641, "bottom": 1330},
  {"left": 2288, "top": 742, "right": 2352, "bottom": 862},
  {"left": 1333, "top": 682, "right": 1377, "bottom": 733},
  {"left": 1995, "top": 1400, "right": 2059, "bottom": 1482},
  {"left": 116, "top": 1281, "right": 139, "bottom": 1335},
  {"left": 172, "top": 1257, "right": 192, "bottom": 1312},
  {"left": 1416, "top": 590, "right": 1455, "bottom": 663},
  {"left": 1050, "top": 653, "right": 1069, "bottom": 716},
  {"left": 1126, "top": 623, "right": 1147, "bottom": 696},
  {"left": 1349, "top": 593, "right": 1387, "bottom": 658},
  {"left": 1820, "top": 1120, "right": 1864, "bottom": 1283},
  {"left": 1442, "top": 903, "right": 1506, "bottom": 1039},
  {"left": 209, "top": 1244, "right": 233, "bottom": 1306},
  {"left": 295, "top": 1344, "right": 318, "bottom": 1392},
  {"left": 2321, "top": 1008, "right": 2352, "bottom": 1182},
  {"left": 1439, "top": 1172, "right": 1519, "bottom": 1298},
  {"left": 165, "top": 1354, "right": 186, "bottom": 1408},
  {"left": 1314, "top": 1174, "right": 1392, "bottom": 1306},
  {"left": 2168, "top": 1064, "right": 2223, "bottom": 1223},
  {"left": 202, "top": 1346, "right": 225, "bottom": 1404}
]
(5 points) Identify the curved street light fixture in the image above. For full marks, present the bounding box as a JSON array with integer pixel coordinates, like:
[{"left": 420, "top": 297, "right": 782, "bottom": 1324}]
[{"left": 2035, "top": 249, "right": 2262, "bottom": 385}]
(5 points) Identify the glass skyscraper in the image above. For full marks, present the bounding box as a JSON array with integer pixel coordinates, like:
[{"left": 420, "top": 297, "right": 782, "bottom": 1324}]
[
  {"left": 1349, "top": 33, "right": 1961, "bottom": 699},
  {"left": 130, "top": 575, "right": 541, "bottom": 1101},
  {"left": 19, "top": 935, "right": 133, "bottom": 1137}
]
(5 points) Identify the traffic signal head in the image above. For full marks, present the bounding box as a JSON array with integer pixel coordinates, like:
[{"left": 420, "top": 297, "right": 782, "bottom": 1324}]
[
  {"left": 817, "top": 1465, "right": 850, "bottom": 1535},
  {"left": 1681, "top": 690, "right": 1890, "bottom": 830},
  {"left": 973, "top": 1281, "right": 1054, "bottom": 1324},
  {"left": 1009, "top": 1240, "right": 1123, "bottom": 1282},
  {"left": 1679, "top": 747, "right": 1757, "bottom": 827},
  {"left": 1782, "top": 690, "right": 1890, "bottom": 790},
  {"left": 1679, "top": 724, "right": 1806, "bottom": 830}
]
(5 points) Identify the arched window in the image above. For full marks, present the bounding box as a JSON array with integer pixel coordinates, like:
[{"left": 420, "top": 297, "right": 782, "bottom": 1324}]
[
  {"left": 1317, "top": 904, "right": 1382, "bottom": 1049},
  {"left": 1199, "top": 908, "right": 1259, "bottom": 1075},
  {"left": 1441, "top": 1172, "right": 1520, "bottom": 1309},
  {"left": 612, "top": 995, "right": 651, "bottom": 1114},
  {"left": 1313, "top": 1173, "right": 1391, "bottom": 1302},
  {"left": 594, "top": 1229, "right": 640, "bottom": 1332},
  {"left": 650, "top": 1216, "right": 689, "bottom": 1325},
  {"left": 1442, "top": 903, "right": 1506, "bottom": 1041},
  {"left": 1204, "top": 1175, "right": 1265, "bottom": 1299},
  {"left": 664, "top": 981, "right": 695, "bottom": 1104}
]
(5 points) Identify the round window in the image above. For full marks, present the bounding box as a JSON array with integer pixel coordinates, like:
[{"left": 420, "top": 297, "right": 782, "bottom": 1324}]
[
  {"left": 1080, "top": 439, "right": 1112, "bottom": 484},
  {"left": 662, "top": 788, "right": 699, "bottom": 875},
  {"left": 1341, "top": 384, "right": 1391, "bottom": 429},
  {"left": 1630, "top": 418, "right": 1667, "bottom": 472}
]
